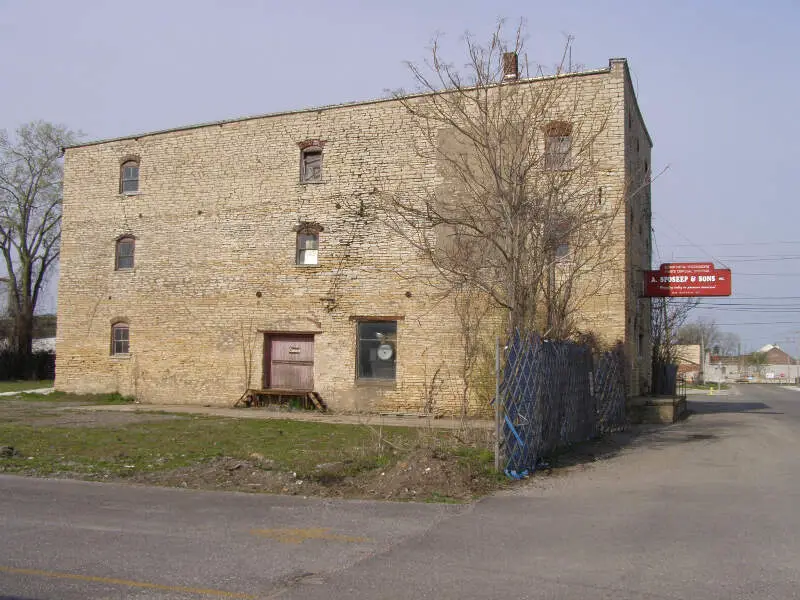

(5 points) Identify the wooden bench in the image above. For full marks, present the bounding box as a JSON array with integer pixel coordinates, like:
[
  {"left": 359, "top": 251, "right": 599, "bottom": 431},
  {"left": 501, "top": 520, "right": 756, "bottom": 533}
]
[{"left": 235, "top": 388, "right": 327, "bottom": 412}]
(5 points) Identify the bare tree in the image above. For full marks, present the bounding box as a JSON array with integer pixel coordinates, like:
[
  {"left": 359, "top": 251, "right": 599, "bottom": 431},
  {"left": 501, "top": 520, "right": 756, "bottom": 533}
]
[
  {"left": 675, "top": 318, "right": 720, "bottom": 349},
  {"left": 716, "top": 331, "right": 741, "bottom": 357},
  {"left": 747, "top": 351, "right": 768, "bottom": 379},
  {"left": 651, "top": 297, "right": 697, "bottom": 392},
  {"left": 0, "top": 121, "right": 79, "bottom": 357},
  {"left": 378, "top": 21, "right": 623, "bottom": 339}
]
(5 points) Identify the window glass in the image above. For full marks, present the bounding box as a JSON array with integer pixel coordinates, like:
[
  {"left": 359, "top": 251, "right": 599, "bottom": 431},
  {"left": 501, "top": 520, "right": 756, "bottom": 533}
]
[
  {"left": 112, "top": 324, "right": 129, "bottom": 355},
  {"left": 357, "top": 321, "right": 397, "bottom": 380},
  {"left": 297, "top": 232, "right": 319, "bottom": 265},
  {"left": 121, "top": 161, "right": 139, "bottom": 193},
  {"left": 301, "top": 149, "right": 322, "bottom": 182},
  {"left": 116, "top": 238, "right": 135, "bottom": 270}
]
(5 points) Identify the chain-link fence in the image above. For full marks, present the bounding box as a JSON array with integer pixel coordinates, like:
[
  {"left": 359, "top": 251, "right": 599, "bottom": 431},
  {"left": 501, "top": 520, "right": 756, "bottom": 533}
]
[{"left": 498, "top": 330, "right": 627, "bottom": 478}]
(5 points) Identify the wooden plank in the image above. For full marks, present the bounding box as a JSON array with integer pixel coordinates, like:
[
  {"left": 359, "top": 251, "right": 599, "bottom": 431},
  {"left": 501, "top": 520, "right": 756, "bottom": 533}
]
[{"left": 307, "top": 392, "right": 326, "bottom": 412}]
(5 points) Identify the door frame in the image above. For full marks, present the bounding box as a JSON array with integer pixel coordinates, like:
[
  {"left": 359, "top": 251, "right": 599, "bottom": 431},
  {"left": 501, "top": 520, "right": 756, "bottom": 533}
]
[{"left": 262, "top": 332, "right": 316, "bottom": 390}]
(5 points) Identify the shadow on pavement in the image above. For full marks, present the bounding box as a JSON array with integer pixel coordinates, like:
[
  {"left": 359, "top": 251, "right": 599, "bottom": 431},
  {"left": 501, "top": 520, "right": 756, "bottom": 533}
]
[
  {"left": 544, "top": 402, "right": 769, "bottom": 471},
  {"left": 689, "top": 400, "right": 781, "bottom": 415},
  {"left": 546, "top": 421, "right": 730, "bottom": 471}
]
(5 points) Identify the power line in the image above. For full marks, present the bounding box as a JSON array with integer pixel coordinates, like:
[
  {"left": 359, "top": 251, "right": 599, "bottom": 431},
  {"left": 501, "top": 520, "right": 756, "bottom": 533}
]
[
  {"left": 693, "top": 308, "right": 800, "bottom": 313},
  {"left": 731, "top": 272, "right": 800, "bottom": 276},
  {"left": 652, "top": 212, "right": 730, "bottom": 269},
  {"left": 670, "top": 241, "right": 800, "bottom": 247},
  {"left": 713, "top": 321, "right": 800, "bottom": 326},
  {"left": 673, "top": 255, "right": 800, "bottom": 263},
  {"left": 702, "top": 296, "right": 800, "bottom": 300}
]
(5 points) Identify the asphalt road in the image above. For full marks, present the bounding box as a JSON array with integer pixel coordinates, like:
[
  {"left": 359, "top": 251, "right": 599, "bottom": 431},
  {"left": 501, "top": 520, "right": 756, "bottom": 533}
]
[{"left": 2, "top": 384, "right": 800, "bottom": 599}]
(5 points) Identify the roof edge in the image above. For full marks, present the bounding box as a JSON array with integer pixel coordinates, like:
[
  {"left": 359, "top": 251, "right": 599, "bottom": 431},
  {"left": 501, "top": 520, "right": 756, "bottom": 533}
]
[
  {"left": 613, "top": 58, "right": 653, "bottom": 148},
  {"left": 64, "top": 63, "right": 616, "bottom": 150}
]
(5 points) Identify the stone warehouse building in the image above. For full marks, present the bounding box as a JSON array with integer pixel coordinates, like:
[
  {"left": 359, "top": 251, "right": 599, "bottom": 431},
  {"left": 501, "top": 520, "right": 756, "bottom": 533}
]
[{"left": 56, "top": 57, "right": 652, "bottom": 413}]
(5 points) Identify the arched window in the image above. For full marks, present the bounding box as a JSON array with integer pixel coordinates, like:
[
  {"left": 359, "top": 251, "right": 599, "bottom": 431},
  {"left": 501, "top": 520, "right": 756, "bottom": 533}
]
[
  {"left": 120, "top": 160, "right": 139, "bottom": 193},
  {"left": 115, "top": 236, "right": 135, "bottom": 270},
  {"left": 111, "top": 322, "right": 130, "bottom": 355}
]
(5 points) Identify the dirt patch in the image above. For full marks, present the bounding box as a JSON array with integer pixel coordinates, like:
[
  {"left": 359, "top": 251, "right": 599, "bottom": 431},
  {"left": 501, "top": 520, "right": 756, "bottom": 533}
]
[
  {"left": 1, "top": 395, "right": 505, "bottom": 501},
  {"left": 0, "top": 399, "right": 183, "bottom": 427},
  {"left": 31, "top": 411, "right": 186, "bottom": 428},
  {"left": 128, "top": 448, "right": 502, "bottom": 501}
]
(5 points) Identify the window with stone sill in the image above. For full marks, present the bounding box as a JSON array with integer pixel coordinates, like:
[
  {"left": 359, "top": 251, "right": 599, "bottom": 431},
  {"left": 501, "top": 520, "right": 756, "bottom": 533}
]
[{"left": 111, "top": 323, "right": 129, "bottom": 355}]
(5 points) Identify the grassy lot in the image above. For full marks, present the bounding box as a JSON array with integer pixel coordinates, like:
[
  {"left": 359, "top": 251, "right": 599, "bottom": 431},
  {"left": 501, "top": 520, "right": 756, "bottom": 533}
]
[
  {"left": 13, "top": 390, "right": 136, "bottom": 403},
  {"left": 0, "top": 380, "right": 54, "bottom": 393},
  {"left": 0, "top": 393, "right": 502, "bottom": 501},
  {"left": 686, "top": 382, "right": 729, "bottom": 390}
]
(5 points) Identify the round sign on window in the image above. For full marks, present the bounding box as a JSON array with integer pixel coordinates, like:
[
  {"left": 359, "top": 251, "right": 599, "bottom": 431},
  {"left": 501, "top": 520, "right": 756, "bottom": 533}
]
[{"left": 377, "top": 343, "right": 394, "bottom": 361}]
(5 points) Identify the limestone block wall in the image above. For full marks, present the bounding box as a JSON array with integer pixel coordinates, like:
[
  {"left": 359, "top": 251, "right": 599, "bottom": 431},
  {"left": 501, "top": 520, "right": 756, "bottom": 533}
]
[
  {"left": 623, "top": 60, "right": 654, "bottom": 395},
  {"left": 56, "top": 60, "right": 642, "bottom": 412}
]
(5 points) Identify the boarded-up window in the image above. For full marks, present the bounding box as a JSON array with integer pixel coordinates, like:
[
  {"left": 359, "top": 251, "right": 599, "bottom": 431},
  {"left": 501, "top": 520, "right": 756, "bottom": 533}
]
[
  {"left": 357, "top": 321, "right": 397, "bottom": 380},
  {"left": 115, "top": 237, "right": 135, "bottom": 270},
  {"left": 120, "top": 161, "right": 139, "bottom": 193},
  {"left": 544, "top": 122, "right": 572, "bottom": 171},
  {"left": 111, "top": 323, "right": 129, "bottom": 355},
  {"left": 545, "top": 135, "right": 572, "bottom": 170}
]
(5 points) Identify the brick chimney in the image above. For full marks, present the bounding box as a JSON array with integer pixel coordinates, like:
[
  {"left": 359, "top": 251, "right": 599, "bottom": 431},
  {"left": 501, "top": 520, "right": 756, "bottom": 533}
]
[{"left": 502, "top": 52, "right": 519, "bottom": 80}]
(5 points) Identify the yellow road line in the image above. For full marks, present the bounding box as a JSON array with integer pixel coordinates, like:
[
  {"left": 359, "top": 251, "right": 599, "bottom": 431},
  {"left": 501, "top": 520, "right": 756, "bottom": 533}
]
[
  {"left": 0, "top": 565, "right": 256, "bottom": 599},
  {"left": 251, "top": 527, "right": 368, "bottom": 544}
]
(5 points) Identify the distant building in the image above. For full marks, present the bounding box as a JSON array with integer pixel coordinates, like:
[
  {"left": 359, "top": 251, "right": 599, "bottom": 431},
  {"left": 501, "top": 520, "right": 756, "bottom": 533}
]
[
  {"left": 756, "top": 344, "right": 797, "bottom": 366},
  {"left": 704, "top": 344, "right": 799, "bottom": 383},
  {"left": 674, "top": 344, "right": 701, "bottom": 382}
]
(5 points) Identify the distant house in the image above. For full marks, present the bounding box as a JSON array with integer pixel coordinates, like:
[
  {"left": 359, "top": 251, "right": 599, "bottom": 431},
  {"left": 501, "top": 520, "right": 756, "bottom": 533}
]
[
  {"left": 756, "top": 344, "right": 797, "bottom": 366},
  {"left": 703, "top": 344, "right": 799, "bottom": 383},
  {"left": 674, "top": 344, "right": 700, "bottom": 381}
]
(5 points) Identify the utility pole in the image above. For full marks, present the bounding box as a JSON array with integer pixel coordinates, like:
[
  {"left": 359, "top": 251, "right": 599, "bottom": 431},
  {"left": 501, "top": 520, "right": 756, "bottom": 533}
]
[{"left": 699, "top": 333, "right": 705, "bottom": 385}]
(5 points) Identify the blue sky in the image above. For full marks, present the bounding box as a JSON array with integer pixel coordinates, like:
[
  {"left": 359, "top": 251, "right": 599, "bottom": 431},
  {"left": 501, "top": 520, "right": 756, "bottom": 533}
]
[{"left": 1, "top": 0, "right": 798, "bottom": 352}]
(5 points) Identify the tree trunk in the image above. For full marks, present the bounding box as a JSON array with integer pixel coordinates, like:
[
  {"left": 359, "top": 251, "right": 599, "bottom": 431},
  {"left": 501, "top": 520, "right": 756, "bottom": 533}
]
[{"left": 12, "top": 303, "right": 34, "bottom": 358}]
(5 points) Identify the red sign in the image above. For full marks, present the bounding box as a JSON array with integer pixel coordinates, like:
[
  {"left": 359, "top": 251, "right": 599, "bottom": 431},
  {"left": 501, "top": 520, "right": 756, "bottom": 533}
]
[{"left": 644, "top": 263, "right": 732, "bottom": 297}]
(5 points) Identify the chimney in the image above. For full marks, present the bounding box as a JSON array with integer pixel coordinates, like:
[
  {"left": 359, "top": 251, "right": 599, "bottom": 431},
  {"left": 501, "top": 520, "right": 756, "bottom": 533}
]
[{"left": 502, "top": 52, "right": 519, "bottom": 80}]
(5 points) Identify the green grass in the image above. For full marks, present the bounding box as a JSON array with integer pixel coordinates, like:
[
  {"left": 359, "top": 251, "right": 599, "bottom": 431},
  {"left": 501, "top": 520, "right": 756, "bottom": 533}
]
[
  {"left": 686, "top": 382, "right": 729, "bottom": 390},
  {"left": 452, "top": 445, "right": 506, "bottom": 482},
  {"left": 0, "top": 414, "right": 419, "bottom": 480},
  {"left": 0, "top": 394, "right": 503, "bottom": 500},
  {"left": 0, "top": 391, "right": 135, "bottom": 404},
  {"left": 0, "top": 380, "right": 53, "bottom": 393}
]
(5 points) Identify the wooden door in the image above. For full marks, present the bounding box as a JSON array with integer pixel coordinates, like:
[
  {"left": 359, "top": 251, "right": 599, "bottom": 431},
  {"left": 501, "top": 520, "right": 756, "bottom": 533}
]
[{"left": 266, "top": 335, "right": 314, "bottom": 391}]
